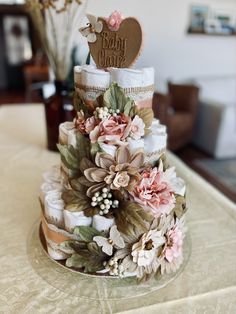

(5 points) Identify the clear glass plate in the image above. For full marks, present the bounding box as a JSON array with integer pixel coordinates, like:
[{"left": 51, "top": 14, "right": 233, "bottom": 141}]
[{"left": 27, "top": 220, "right": 191, "bottom": 301}]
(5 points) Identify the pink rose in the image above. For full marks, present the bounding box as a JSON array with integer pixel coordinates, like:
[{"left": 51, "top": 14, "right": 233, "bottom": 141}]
[
  {"left": 106, "top": 11, "right": 124, "bottom": 31},
  {"left": 164, "top": 226, "right": 183, "bottom": 263},
  {"left": 131, "top": 162, "right": 176, "bottom": 218},
  {"left": 90, "top": 114, "right": 131, "bottom": 145},
  {"left": 85, "top": 116, "right": 99, "bottom": 133},
  {"left": 130, "top": 115, "right": 145, "bottom": 140}
]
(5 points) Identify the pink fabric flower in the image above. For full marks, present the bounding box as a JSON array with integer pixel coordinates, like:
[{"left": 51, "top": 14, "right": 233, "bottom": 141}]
[
  {"left": 164, "top": 226, "right": 183, "bottom": 263},
  {"left": 106, "top": 11, "right": 124, "bottom": 31},
  {"left": 85, "top": 116, "right": 99, "bottom": 133},
  {"left": 160, "top": 216, "right": 186, "bottom": 275},
  {"left": 130, "top": 115, "right": 145, "bottom": 140},
  {"left": 90, "top": 114, "right": 131, "bottom": 145},
  {"left": 131, "top": 161, "right": 176, "bottom": 218}
]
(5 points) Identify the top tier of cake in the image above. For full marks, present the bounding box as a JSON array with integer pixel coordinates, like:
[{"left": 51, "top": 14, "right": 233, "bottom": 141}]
[
  {"left": 74, "top": 65, "right": 155, "bottom": 109},
  {"left": 59, "top": 65, "right": 167, "bottom": 165}
]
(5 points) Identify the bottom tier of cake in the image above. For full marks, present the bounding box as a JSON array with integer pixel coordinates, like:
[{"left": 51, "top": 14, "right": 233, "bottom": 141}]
[{"left": 39, "top": 162, "right": 187, "bottom": 282}]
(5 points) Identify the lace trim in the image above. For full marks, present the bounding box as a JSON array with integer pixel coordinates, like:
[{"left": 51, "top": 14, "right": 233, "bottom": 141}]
[
  {"left": 44, "top": 214, "right": 65, "bottom": 230},
  {"left": 75, "top": 82, "right": 155, "bottom": 94},
  {"left": 144, "top": 147, "right": 166, "bottom": 165},
  {"left": 41, "top": 206, "right": 80, "bottom": 240},
  {"left": 45, "top": 236, "right": 69, "bottom": 258},
  {"left": 146, "top": 147, "right": 166, "bottom": 158}
]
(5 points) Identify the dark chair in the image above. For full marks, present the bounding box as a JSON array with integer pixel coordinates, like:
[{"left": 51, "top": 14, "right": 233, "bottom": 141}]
[{"left": 153, "top": 82, "right": 199, "bottom": 151}]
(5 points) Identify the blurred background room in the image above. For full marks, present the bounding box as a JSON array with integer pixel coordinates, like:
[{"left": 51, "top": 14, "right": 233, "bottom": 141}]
[{"left": 0, "top": 0, "right": 236, "bottom": 203}]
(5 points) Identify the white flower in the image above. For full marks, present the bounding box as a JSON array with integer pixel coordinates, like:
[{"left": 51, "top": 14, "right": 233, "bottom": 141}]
[
  {"left": 80, "top": 14, "right": 103, "bottom": 43},
  {"left": 131, "top": 229, "right": 165, "bottom": 267},
  {"left": 129, "top": 115, "right": 145, "bottom": 140},
  {"left": 114, "top": 226, "right": 166, "bottom": 279}
]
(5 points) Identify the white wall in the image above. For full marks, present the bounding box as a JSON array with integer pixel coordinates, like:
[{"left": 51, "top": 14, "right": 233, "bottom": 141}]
[{"left": 87, "top": 0, "right": 236, "bottom": 94}]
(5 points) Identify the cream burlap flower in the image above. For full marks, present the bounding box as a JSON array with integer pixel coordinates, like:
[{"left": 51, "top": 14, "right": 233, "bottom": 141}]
[{"left": 80, "top": 146, "right": 144, "bottom": 198}]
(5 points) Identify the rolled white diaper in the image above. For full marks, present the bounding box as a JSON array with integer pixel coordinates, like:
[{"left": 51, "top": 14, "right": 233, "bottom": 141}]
[
  {"left": 44, "top": 190, "right": 65, "bottom": 227},
  {"left": 59, "top": 122, "right": 77, "bottom": 147},
  {"left": 92, "top": 215, "right": 115, "bottom": 232},
  {"left": 46, "top": 238, "right": 69, "bottom": 261},
  {"left": 110, "top": 67, "right": 154, "bottom": 89},
  {"left": 40, "top": 181, "right": 63, "bottom": 205},
  {"left": 63, "top": 210, "right": 92, "bottom": 233},
  {"left": 42, "top": 218, "right": 80, "bottom": 260},
  {"left": 74, "top": 65, "right": 155, "bottom": 106},
  {"left": 74, "top": 65, "right": 110, "bottom": 102}
]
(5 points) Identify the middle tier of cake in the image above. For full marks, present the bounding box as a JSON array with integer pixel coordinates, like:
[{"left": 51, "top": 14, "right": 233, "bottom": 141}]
[{"left": 59, "top": 119, "right": 167, "bottom": 167}]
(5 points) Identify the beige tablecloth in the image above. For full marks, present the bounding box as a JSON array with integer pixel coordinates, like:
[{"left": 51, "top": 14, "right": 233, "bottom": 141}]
[{"left": 0, "top": 105, "right": 236, "bottom": 314}]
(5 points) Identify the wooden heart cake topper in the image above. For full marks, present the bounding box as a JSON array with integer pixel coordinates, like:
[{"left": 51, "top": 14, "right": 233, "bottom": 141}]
[{"left": 80, "top": 12, "right": 143, "bottom": 68}]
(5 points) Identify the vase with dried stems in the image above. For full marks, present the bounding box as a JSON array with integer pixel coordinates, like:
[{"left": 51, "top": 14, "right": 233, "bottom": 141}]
[{"left": 26, "top": 0, "right": 87, "bottom": 151}]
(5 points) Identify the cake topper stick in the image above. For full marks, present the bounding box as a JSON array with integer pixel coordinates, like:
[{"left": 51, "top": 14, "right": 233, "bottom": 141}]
[{"left": 80, "top": 11, "right": 143, "bottom": 69}]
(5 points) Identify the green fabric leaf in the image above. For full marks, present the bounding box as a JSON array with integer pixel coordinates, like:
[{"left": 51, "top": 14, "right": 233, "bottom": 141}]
[
  {"left": 87, "top": 242, "right": 106, "bottom": 258},
  {"left": 65, "top": 203, "right": 86, "bottom": 212},
  {"left": 90, "top": 142, "right": 102, "bottom": 158},
  {"left": 64, "top": 240, "right": 108, "bottom": 272},
  {"left": 75, "top": 132, "right": 91, "bottom": 161},
  {"left": 129, "top": 106, "right": 138, "bottom": 118},
  {"left": 103, "top": 83, "right": 135, "bottom": 114},
  {"left": 73, "top": 92, "right": 90, "bottom": 116},
  {"left": 65, "top": 246, "right": 107, "bottom": 272},
  {"left": 73, "top": 92, "right": 82, "bottom": 112},
  {"left": 62, "top": 187, "right": 90, "bottom": 212},
  {"left": 80, "top": 157, "right": 95, "bottom": 173},
  {"left": 69, "top": 241, "right": 88, "bottom": 253},
  {"left": 83, "top": 243, "right": 108, "bottom": 272},
  {"left": 73, "top": 226, "right": 102, "bottom": 242},
  {"left": 124, "top": 99, "right": 135, "bottom": 116},
  {"left": 173, "top": 195, "right": 187, "bottom": 218},
  {"left": 66, "top": 254, "right": 87, "bottom": 268},
  {"left": 57, "top": 144, "right": 79, "bottom": 172},
  {"left": 59, "top": 241, "right": 76, "bottom": 254},
  {"left": 69, "top": 179, "right": 85, "bottom": 192},
  {"left": 83, "top": 258, "right": 106, "bottom": 272},
  {"left": 115, "top": 202, "right": 153, "bottom": 236},
  {"left": 83, "top": 207, "right": 99, "bottom": 217},
  {"left": 57, "top": 133, "right": 91, "bottom": 178}
]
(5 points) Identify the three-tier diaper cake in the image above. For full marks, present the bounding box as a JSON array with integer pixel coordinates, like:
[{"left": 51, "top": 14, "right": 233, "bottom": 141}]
[{"left": 39, "top": 11, "right": 187, "bottom": 282}]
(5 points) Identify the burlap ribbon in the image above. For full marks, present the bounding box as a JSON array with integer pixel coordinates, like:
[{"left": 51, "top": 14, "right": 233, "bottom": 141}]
[{"left": 41, "top": 213, "right": 71, "bottom": 244}]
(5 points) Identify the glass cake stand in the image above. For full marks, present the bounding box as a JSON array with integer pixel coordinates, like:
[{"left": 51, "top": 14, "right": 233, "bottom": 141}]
[{"left": 27, "top": 220, "right": 191, "bottom": 301}]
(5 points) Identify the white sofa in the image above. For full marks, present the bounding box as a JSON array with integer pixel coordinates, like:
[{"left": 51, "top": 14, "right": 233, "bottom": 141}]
[{"left": 193, "top": 76, "right": 236, "bottom": 159}]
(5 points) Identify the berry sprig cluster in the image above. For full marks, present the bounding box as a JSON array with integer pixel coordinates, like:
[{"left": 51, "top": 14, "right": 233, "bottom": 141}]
[
  {"left": 104, "top": 257, "right": 125, "bottom": 276},
  {"left": 91, "top": 188, "right": 119, "bottom": 215},
  {"left": 93, "top": 107, "right": 121, "bottom": 120}
]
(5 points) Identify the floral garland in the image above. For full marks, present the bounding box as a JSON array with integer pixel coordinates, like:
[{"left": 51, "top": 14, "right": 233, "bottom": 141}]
[{"left": 57, "top": 83, "right": 187, "bottom": 282}]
